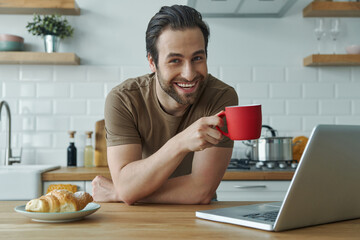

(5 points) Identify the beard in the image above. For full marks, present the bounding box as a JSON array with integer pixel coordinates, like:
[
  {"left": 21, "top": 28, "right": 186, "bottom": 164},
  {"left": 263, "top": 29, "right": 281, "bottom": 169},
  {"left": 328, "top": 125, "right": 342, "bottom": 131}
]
[{"left": 156, "top": 69, "right": 205, "bottom": 105}]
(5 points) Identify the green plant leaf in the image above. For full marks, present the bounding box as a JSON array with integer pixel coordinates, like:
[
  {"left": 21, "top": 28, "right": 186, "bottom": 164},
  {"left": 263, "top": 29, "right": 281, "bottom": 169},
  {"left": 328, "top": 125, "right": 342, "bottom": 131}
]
[{"left": 25, "top": 14, "right": 74, "bottom": 39}]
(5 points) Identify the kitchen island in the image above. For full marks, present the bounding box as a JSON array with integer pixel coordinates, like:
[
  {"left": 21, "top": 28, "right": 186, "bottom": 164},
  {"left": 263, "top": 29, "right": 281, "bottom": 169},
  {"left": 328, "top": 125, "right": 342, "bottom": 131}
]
[{"left": 1, "top": 201, "right": 359, "bottom": 239}]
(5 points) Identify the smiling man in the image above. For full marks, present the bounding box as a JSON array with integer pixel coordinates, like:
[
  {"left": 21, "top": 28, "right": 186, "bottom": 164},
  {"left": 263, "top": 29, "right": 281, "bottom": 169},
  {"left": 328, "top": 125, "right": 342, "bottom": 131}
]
[{"left": 92, "top": 5, "right": 238, "bottom": 205}]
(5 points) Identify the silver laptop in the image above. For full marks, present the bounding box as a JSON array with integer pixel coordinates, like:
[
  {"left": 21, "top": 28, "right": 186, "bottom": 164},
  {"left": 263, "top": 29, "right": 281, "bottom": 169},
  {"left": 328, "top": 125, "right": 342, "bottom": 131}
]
[{"left": 196, "top": 124, "right": 360, "bottom": 231}]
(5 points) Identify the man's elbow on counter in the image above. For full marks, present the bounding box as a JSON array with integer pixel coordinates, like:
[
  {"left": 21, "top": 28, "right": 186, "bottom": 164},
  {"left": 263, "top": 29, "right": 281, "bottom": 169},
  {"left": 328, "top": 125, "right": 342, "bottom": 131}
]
[
  {"left": 195, "top": 190, "right": 214, "bottom": 205},
  {"left": 198, "top": 196, "right": 212, "bottom": 205},
  {"left": 123, "top": 199, "right": 136, "bottom": 206},
  {"left": 115, "top": 189, "right": 137, "bottom": 205},
  {"left": 119, "top": 193, "right": 137, "bottom": 206}
]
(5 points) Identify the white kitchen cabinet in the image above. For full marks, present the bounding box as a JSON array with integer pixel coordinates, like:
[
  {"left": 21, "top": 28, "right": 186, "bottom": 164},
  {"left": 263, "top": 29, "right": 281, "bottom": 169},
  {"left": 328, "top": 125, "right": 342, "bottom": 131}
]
[
  {"left": 216, "top": 181, "right": 290, "bottom": 201},
  {"left": 43, "top": 181, "right": 93, "bottom": 195}
]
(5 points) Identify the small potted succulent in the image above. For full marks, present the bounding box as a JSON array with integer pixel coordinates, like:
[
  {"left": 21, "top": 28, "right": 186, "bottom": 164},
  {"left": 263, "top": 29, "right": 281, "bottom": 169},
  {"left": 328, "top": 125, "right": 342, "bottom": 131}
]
[{"left": 26, "top": 14, "right": 74, "bottom": 53}]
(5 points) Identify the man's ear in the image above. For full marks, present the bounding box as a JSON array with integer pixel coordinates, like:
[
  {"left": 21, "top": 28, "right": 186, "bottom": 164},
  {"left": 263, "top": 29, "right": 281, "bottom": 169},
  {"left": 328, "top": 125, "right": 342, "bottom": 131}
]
[{"left": 147, "top": 53, "right": 156, "bottom": 73}]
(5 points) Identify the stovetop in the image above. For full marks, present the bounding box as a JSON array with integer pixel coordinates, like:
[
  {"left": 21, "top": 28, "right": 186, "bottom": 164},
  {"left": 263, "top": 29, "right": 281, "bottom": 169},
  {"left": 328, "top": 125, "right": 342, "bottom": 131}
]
[{"left": 227, "top": 158, "right": 297, "bottom": 172}]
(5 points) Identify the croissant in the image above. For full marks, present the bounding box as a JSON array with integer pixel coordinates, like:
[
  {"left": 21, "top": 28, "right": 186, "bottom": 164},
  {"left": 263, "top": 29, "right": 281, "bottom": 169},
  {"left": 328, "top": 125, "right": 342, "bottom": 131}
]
[{"left": 25, "top": 189, "right": 93, "bottom": 213}]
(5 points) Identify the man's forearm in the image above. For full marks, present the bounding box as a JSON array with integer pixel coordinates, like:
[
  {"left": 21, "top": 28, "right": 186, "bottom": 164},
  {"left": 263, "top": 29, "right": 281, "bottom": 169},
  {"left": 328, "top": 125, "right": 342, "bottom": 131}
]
[
  {"left": 137, "top": 147, "right": 233, "bottom": 205},
  {"left": 110, "top": 137, "right": 189, "bottom": 205},
  {"left": 139, "top": 173, "right": 216, "bottom": 204}
]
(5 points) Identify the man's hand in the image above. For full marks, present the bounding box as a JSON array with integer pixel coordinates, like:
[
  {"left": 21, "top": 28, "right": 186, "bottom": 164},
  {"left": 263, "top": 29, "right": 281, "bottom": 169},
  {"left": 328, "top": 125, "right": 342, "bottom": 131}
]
[
  {"left": 175, "top": 113, "right": 224, "bottom": 152},
  {"left": 92, "top": 175, "right": 121, "bottom": 202}
]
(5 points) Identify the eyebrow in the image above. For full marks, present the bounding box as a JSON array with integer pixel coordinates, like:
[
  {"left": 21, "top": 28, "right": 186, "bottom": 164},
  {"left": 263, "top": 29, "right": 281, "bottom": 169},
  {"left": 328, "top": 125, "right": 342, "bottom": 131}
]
[
  {"left": 166, "top": 49, "right": 206, "bottom": 59},
  {"left": 166, "top": 53, "right": 183, "bottom": 59}
]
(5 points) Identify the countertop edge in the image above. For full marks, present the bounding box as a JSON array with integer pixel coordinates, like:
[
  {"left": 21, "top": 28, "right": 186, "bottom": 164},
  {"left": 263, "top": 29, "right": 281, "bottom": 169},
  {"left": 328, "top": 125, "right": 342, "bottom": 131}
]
[{"left": 42, "top": 167, "right": 294, "bottom": 181}]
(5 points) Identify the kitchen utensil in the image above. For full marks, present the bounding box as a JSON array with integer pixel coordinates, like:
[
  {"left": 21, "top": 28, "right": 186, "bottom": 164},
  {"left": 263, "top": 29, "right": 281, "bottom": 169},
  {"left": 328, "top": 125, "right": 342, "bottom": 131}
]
[
  {"left": 244, "top": 125, "right": 294, "bottom": 161},
  {"left": 216, "top": 104, "right": 262, "bottom": 140},
  {"left": 94, "top": 119, "right": 108, "bottom": 167}
]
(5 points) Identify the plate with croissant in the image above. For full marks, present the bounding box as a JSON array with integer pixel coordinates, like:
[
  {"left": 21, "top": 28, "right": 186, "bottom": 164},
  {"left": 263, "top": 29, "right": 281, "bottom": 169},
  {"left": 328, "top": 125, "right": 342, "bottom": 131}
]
[{"left": 14, "top": 189, "right": 100, "bottom": 223}]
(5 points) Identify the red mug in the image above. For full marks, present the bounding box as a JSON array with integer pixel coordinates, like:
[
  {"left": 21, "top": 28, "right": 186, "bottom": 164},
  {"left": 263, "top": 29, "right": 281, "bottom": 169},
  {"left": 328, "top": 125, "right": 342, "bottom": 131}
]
[{"left": 216, "top": 104, "right": 262, "bottom": 140}]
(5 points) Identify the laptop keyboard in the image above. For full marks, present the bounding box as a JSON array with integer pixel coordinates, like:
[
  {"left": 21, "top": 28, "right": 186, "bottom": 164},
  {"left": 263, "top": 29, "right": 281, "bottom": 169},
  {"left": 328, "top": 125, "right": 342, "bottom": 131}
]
[{"left": 242, "top": 210, "right": 279, "bottom": 222}]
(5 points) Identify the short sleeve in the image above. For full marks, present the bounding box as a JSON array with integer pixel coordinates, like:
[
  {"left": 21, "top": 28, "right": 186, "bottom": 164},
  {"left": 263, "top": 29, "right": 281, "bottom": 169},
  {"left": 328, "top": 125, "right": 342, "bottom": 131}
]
[{"left": 104, "top": 88, "right": 141, "bottom": 147}]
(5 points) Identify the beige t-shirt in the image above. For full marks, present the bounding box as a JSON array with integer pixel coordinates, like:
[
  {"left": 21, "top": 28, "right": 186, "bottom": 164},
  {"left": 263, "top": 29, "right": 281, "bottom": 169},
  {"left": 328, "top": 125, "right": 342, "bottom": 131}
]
[{"left": 105, "top": 73, "right": 238, "bottom": 178}]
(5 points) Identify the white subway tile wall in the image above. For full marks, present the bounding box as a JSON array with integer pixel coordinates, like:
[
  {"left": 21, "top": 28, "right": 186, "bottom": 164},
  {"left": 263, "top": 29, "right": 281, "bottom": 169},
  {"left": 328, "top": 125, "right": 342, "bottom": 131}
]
[
  {"left": 304, "top": 83, "right": 334, "bottom": 98},
  {"left": 286, "top": 67, "right": 317, "bottom": 83},
  {"left": 1, "top": 65, "right": 359, "bottom": 165},
  {"left": 319, "top": 68, "right": 351, "bottom": 82},
  {"left": 270, "top": 83, "right": 302, "bottom": 99},
  {"left": 19, "top": 100, "right": 52, "bottom": 115},
  {"left": 37, "top": 83, "right": 70, "bottom": 98},
  {"left": 20, "top": 65, "right": 54, "bottom": 81},
  {"left": 352, "top": 68, "right": 360, "bottom": 81},
  {"left": 54, "top": 100, "right": 87, "bottom": 115},
  {"left": 54, "top": 66, "right": 87, "bottom": 82},
  {"left": 336, "top": 83, "right": 360, "bottom": 98},
  {"left": 4, "top": 82, "right": 36, "bottom": 98},
  {"left": 354, "top": 100, "right": 360, "bottom": 115},
  {"left": 254, "top": 67, "right": 284, "bottom": 82},
  {"left": 0, "top": 65, "right": 19, "bottom": 81},
  {"left": 287, "top": 100, "right": 318, "bottom": 115}
]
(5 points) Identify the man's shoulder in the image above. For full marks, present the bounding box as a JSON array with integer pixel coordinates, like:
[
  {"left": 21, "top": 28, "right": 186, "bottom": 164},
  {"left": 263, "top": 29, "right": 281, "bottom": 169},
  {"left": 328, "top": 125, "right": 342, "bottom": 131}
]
[
  {"left": 198, "top": 74, "right": 238, "bottom": 107},
  {"left": 206, "top": 74, "right": 234, "bottom": 91},
  {"left": 112, "top": 73, "right": 154, "bottom": 93},
  {"left": 204, "top": 74, "right": 236, "bottom": 98}
]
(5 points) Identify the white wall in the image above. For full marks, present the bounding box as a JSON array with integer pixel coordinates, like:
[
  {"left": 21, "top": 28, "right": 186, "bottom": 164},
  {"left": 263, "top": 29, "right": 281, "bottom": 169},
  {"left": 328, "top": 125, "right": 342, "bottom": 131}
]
[{"left": 0, "top": 0, "right": 359, "bottom": 165}]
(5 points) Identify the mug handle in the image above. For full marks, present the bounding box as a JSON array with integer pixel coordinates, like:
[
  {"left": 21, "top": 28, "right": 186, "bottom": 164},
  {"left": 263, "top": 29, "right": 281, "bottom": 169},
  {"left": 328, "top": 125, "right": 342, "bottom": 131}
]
[{"left": 216, "top": 111, "right": 230, "bottom": 138}]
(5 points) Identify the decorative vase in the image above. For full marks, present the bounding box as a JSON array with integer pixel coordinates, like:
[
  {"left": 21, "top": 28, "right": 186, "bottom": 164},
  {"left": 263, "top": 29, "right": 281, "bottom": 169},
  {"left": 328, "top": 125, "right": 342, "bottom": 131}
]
[{"left": 43, "top": 35, "right": 60, "bottom": 53}]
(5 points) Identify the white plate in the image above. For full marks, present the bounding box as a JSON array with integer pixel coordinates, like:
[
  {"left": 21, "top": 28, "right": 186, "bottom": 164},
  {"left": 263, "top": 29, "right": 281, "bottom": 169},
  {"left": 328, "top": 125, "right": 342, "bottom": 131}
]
[{"left": 14, "top": 202, "right": 101, "bottom": 223}]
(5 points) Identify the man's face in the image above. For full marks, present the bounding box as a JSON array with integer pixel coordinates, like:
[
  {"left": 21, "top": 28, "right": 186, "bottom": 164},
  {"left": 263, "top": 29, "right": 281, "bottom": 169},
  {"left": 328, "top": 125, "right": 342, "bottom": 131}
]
[{"left": 151, "top": 27, "right": 208, "bottom": 106}]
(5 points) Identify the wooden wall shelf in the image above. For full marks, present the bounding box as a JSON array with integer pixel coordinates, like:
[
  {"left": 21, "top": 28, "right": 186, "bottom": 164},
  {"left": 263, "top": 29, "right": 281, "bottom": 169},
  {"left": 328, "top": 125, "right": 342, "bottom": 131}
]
[
  {"left": 0, "top": 0, "right": 80, "bottom": 15},
  {"left": 304, "top": 54, "right": 360, "bottom": 66},
  {"left": 0, "top": 52, "right": 80, "bottom": 65},
  {"left": 303, "top": 2, "right": 360, "bottom": 17}
]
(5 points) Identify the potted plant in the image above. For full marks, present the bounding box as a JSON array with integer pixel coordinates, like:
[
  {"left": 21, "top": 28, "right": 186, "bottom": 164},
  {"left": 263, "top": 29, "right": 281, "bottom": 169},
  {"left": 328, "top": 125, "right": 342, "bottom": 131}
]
[{"left": 26, "top": 14, "right": 74, "bottom": 53}]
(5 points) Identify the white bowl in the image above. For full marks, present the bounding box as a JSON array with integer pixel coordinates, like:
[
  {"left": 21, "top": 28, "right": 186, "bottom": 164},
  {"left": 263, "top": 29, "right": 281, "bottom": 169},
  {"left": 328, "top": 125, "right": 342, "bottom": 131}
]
[{"left": 345, "top": 45, "right": 360, "bottom": 54}]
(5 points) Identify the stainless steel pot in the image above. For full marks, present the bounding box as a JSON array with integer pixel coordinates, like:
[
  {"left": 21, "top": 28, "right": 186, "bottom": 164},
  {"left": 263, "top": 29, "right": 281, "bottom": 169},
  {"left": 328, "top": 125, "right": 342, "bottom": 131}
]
[{"left": 244, "top": 125, "right": 293, "bottom": 161}]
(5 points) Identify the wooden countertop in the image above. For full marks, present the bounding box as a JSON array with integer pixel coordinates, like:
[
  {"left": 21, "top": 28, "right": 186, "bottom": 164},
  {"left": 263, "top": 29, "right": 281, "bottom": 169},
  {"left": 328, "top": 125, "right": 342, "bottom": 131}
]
[
  {"left": 2, "top": 201, "right": 359, "bottom": 239},
  {"left": 42, "top": 167, "right": 112, "bottom": 181},
  {"left": 42, "top": 167, "right": 294, "bottom": 181}
]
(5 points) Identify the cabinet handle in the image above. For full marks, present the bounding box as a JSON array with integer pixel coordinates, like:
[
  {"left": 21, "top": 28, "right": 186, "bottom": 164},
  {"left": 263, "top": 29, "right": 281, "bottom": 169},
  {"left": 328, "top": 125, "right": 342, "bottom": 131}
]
[{"left": 233, "top": 185, "right": 267, "bottom": 189}]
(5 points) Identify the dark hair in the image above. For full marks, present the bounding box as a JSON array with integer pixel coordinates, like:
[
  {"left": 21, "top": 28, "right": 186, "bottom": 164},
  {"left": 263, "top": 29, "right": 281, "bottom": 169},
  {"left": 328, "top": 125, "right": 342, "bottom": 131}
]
[{"left": 146, "top": 5, "right": 210, "bottom": 66}]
